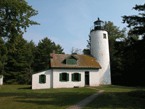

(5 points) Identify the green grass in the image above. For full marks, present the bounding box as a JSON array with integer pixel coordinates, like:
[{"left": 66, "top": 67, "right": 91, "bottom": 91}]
[
  {"left": 83, "top": 85, "right": 145, "bottom": 109},
  {"left": 0, "top": 85, "right": 98, "bottom": 109},
  {"left": 1, "top": 85, "right": 145, "bottom": 109}
]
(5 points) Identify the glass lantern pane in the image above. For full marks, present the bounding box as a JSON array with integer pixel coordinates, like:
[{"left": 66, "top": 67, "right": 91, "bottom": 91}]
[
  {"left": 96, "top": 21, "right": 101, "bottom": 25},
  {"left": 102, "top": 22, "right": 105, "bottom": 26}
]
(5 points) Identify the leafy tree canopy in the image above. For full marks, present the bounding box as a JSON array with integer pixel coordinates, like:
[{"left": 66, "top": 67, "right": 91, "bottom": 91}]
[
  {"left": 104, "top": 21, "right": 126, "bottom": 41},
  {"left": 0, "top": 0, "right": 40, "bottom": 39},
  {"left": 122, "top": 3, "right": 145, "bottom": 36}
]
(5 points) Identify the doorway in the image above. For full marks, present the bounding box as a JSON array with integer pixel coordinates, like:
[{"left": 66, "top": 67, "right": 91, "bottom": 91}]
[{"left": 85, "top": 71, "right": 89, "bottom": 85}]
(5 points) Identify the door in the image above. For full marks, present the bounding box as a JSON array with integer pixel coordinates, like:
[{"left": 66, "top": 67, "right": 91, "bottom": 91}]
[{"left": 85, "top": 71, "right": 89, "bottom": 85}]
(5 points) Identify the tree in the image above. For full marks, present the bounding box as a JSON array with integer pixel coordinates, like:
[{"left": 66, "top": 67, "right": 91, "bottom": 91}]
[
  {"left": 54, "top": 44, "right": 65, "bottom": 54},
  {"left": 0, "top": 38, "right": 8, "bottom": 75},
  {"left": 122, "top": 3, "right": 145, "bottom": 36},
  {"left": 83, "top": 35, "right": 91, "bottom": 55},
  {"left": 70, "top": 47, "right": 75, "bottom": 54},
  {"left": 33, "top": 37, "right": 64, "bottom": 72},
  {"left": 25, "top": 40, "right": 36, "bottom": 84},
  {"left": 121, "top": 3, "right": 145, "bottom": 86},
  {"left": 83, "top": 49, "right": 90, "bottom": 56},
  {"left": 104, "top": 21, "right": 126, "bottom": 41},
  {"left": 86, "top": 35, "right": 91, "bottom": 50},
  {"left": 70, "top": 47, "right": 82, "bottom": 55},
  {"left": 0, "top": 0, "right": 40, "bottom": 48},
  {"left": 5, "top": 35, "right": 31, "bottom": 84}
]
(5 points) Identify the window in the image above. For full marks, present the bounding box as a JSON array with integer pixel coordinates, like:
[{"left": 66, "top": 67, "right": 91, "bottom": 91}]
[
  {"left": 72, "top": 73, "right": 81, "bottom": 81},
  {"left": 74, "top": 73, "right": 79, "bottom": 81},
  {"left": 103, "top": 33, "right": 106, "bottom": 39},
  {"left": 60, "top": 73, "right": 69, "bottom": 81},
  {"left": 62, "top": 73, "right": 67, "bottom": 80},
  {"left": 39, "top": 74, "right": 46, "bottom": 83},
  {"left": 67, "top": 59, "right": 77, "bottom": 65},
  {"left": 65, "top": 55, "right": 78, "bottom": 65}
]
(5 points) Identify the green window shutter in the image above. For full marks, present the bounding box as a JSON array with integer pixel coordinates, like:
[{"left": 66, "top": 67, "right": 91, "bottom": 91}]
[
  {"left": 60, "top": 73, "right": 62, "bottom": 81},
  {"left": 72, "top": 74, "right": 74, "bottom": 81},
  {"left": 79, "top": 73, "right": 81, "bottom": 81},
  {"left": 44, "top": 75, "right": 46, "bottom": 83},
  {"left": 67, "top": 73, "right": 69, "bottom": 81},
  {"left": 39, "top": 75, "right": 41, "bottom": 83}
]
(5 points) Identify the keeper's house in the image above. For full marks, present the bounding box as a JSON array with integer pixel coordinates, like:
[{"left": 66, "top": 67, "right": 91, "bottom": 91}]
[{"left": 32, "top": 53, "right": 102, "bottom": 89}]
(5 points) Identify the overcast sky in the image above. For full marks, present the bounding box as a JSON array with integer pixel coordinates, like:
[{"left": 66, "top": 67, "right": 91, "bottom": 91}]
[{"left": 24, "top": 0, "right": 145, "bottom": 54}]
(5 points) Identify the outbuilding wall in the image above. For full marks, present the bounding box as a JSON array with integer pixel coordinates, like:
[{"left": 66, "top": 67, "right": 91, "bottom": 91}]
[
  {"left": 0, "top": 75, "right": 3, "bottom": 85},
  {"left": 32, "top": 70, "right": 53, "bottom": 89}
]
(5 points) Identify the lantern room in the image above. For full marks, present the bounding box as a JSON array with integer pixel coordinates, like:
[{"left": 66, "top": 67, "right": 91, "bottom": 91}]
[{"left": 94, "top": 18, "right": 104, "bottom": 30}]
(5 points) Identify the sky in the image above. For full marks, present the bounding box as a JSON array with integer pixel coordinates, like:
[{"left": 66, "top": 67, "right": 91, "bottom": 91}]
[{"left": 24, "top": 0, "right": 145, "bottom": 54}]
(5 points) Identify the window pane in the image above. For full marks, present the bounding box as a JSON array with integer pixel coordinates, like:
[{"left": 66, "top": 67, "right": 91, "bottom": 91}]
[
  {"left": 103, "top": 33, "right": 106, "bottom": 39},
  {"left": 41, "top": 75, "right": 45, "bottom": 83},
  {"left": 74, "top": 73, "right": 79, "bottom": 81},
  {"left": 62, "top": 73, "right": 67, "bottom": 81}
]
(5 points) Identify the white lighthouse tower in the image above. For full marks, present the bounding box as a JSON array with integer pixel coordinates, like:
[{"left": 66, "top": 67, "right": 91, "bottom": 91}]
[{"left": 90, "top": 18, "right": 111, "bottom": 85}]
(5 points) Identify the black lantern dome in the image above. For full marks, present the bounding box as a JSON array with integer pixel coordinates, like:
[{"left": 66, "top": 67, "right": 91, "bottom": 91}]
[{"left": 94, "top": 18, "right": 104, "bottom": 30}]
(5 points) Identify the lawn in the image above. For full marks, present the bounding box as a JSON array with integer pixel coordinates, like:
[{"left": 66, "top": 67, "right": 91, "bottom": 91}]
[
  {"left": 0, "top": 85, "right": 98, "bottom": 109},
  {"left": 1, "top": 85, "right": 145, "bottom": 109},
  {"left": 83, "top": 85, "right": 145, "bottom": 109}
]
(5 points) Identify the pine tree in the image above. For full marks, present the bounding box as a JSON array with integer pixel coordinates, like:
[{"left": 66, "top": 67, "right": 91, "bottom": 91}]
[
  {"left": 5, "top": 35, "right": 30, "bottom": 84},
  {"left": 0, "top": 38, "right": 8, "bottom": 75},
  {"left": 34, "top": 37, "right": 64, "bottom": 72},
  {"left": 122, "top": 3, "right": 145, "bottom": 36},
  {"left": 25, "top": 40, "right": 36, "bottom": 84}
]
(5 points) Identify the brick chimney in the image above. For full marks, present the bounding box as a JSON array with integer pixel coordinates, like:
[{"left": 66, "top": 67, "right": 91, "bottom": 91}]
[{"left": 53, "top": 50, "right": 55, "bottom": 59}]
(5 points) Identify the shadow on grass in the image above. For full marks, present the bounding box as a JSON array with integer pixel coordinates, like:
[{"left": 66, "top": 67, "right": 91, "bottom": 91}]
[
  {"left": 0, "top": 92, "right": 93, "bottom": 108},
  {"left": 0, "top": 88, "right": 97, "bottom": 108},
  {"left": 18, "top": 86, "right": 32, "bottom": 89},
  {"left": 84, "top": 90, "right": 145, "bottom": 109},
  {"left": 100, "top": 85, "right": 137, "bottom": 88}
]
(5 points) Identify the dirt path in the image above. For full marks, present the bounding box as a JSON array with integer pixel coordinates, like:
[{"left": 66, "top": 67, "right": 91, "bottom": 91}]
[{"left": 66, "top": 87, "right": 105, "bottom": 109}]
